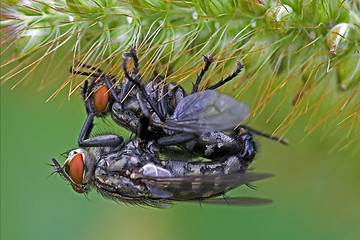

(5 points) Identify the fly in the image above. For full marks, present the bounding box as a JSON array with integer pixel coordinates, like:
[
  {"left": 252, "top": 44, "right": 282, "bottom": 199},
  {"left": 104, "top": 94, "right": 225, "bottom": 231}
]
[{"left": 51, "top": 134, "right": 273, "bottom": 208}]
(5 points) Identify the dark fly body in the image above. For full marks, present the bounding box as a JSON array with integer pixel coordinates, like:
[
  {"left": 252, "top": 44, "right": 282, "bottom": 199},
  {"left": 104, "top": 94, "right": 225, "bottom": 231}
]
[{"left": 52, "top": 134, "right": 273, "bottom": 208}]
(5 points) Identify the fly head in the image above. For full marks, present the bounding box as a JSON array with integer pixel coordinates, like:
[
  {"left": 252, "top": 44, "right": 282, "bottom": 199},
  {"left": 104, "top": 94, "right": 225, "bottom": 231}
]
[{"left": 52, "top": 148, "right": 97, "bottom": 194}]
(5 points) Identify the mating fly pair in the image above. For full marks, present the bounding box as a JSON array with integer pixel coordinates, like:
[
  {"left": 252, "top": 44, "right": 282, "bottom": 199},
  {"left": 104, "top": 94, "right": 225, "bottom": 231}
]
[{"left": 52, "top": 49, "right": 284, "bottom": 207}]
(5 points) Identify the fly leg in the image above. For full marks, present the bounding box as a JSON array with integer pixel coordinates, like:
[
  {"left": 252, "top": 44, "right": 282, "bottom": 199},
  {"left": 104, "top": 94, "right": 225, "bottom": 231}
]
[
  {"left": 136, "top": 92, "right": 151, "bottom": 141},
  {"left": 157, "top": 133, "right": 198, "bottom": 146},
  {"left": 157, "top": 80, "right": 169, "bottom": 118},
  {"left": 70, "top": 66, "right": 103, "bottom": 79},
  {"left": 70, "top": 64, "right": 103, "bottom": 76},
  {"left": 81, "top": 134, "right": 125, "bottom": 148},
  {"left": 206, "top": 62, "right": 244, "bottom": 90},
  {"left": 191, "top": 56, "right": 214, "bottom": 94},
  {"left": 236, "top": 125, "right": 289, "bottom": 145},
  {"left": 119, "top": 48, "right": 140, "bottom": 104},
  {"left": 118, "top": 77, "right": 134, "bottom": 107},
  {"left": 77, "top": 80, "right": 97, "bottom": 146},
  {"left": 78, "top": 112, "right": 124, "bottom": 147},
  {"left": 122, "top": 49, "right": 166, "bottom": 121}
]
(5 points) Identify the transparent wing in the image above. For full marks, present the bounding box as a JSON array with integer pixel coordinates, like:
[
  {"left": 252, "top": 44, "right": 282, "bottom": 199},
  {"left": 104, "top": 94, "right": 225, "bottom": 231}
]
[
  {"left": 140, "top": 171, "right": 273, "bottom": 201},
  {"left": 152, "top": 90, "right": 250, "bottom": 133}
]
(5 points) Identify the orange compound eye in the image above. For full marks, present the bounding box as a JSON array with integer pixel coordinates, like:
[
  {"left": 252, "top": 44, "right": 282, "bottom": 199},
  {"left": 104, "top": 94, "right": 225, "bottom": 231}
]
[
  {"left": 69, "top": 154, "right": 84, "bottom": 185},
  {"left": 93, "top": 85, "right": 109, "bottom": 112}
]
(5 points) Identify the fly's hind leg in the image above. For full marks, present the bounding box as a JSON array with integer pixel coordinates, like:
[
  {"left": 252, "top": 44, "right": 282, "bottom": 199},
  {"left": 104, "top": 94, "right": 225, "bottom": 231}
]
[
  {"left": 191, "top": 56, "right": 214, "bottom": 94},
  {"left": 206, "top": 62, "right": 244, "bottom": 90}
]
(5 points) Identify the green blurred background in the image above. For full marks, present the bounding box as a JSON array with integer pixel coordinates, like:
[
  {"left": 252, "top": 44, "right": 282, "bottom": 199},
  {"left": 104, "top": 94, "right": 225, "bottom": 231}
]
[{"left": 1, "top": 67, "right": 359, "bottom": 240}]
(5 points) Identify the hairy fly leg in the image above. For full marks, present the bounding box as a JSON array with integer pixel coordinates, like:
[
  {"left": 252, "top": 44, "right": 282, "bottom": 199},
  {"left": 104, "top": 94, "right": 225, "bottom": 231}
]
[
  {"left": 124, "top": 48, "right": 171, "bottom": 119},
  {"left": 206, "top": 62, "right": 244, "bottom": 90},
  {"left": 191, "top": 55, "right": 214, "bottom": 94},
  {"left": 191, "top": 57, "right": 244, "bottom": 93},
  {"left": 236, "top": 125, "right": 289, "bottom": 145},
  {"left": 122, "top": 49, "right": 166, "bottom": 121},
  {"left": 118, "top": 48, "right": 140, "bottom": 105}
]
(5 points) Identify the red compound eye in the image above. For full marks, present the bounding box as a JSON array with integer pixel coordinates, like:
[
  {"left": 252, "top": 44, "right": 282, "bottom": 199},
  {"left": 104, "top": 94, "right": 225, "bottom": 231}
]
[
  {"left": 69, "top": 154, "right": 84, "bottom": 193},
  {"left": 93, "top": 85, "right": 109, "bottom": 112}
]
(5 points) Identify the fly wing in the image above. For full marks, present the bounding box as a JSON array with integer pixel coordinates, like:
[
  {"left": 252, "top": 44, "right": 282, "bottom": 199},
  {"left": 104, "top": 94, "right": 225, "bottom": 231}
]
[
  {"left": 140, "top": 171, "right": 273, "bottom": 201},
  {"left": 152, "top": 90, "right": 250, "bottom": 133}
]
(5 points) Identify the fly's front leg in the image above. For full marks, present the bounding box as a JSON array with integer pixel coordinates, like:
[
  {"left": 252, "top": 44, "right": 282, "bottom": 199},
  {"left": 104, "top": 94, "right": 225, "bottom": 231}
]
[
  {"left": 70, "top": 66, "right": 102, "bottom": 77},
  {"left": 119, "top": 77, "right": 133, "bottom": 106},
  {"left": 78, "top": 89, "right": 97, "bottom": 147},
  {"left": 122, "top": 50, "right": 166, "bottom": 121},
  {"left": 119, "top": 48, "right": 139, "bottom": 104},
  {"left": 82, "top": 134, "right": 125, "bottom": 149},
  {"left": 78, "top": 112, "right": 94, "bottom": 146},
  {"left": 78, "top": 113, "right": 124, "bottom": 147}
]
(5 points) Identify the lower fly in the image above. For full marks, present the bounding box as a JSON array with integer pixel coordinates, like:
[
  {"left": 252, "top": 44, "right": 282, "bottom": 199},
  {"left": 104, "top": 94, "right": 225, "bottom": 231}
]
[{"left": 52, "top": 134, "right": 272, "bottom": 208}]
